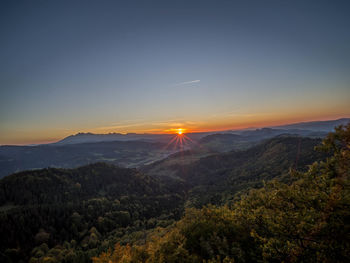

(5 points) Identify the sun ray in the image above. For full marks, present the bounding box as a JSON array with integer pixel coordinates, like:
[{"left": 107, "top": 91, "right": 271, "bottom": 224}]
[
  {"left": 173, "top": 136, "right": 180, "bottom": 151},
  {"left": 161, "top": 128, "right": 199, "bottom": 152},
  {"left": 162, "top": 135, "right": 178, "bottom": 150}
]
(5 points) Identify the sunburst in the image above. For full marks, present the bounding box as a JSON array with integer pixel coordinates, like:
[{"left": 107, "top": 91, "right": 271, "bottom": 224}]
[
  {"left": 176, "top": 128, "right": 184, "bottom": 135},
  {"left": 162, "top": 128, "right": 194, "bottom": 150}
]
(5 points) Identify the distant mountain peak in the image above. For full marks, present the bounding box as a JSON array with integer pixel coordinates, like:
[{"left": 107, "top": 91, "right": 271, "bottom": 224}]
[{"left": 271, "top": 118, "right": 350, "bottom": 131}]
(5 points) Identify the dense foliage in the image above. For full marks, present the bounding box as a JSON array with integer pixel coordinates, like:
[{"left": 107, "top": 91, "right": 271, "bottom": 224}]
[
  {"left": 1, "top": 126, "right": 348, "bottom": 262},
  {"left": 0, "top": 163, "right": 184, "bottom": 262},
  {"left": 93, "top": 124, "right": 350, "bottom": 262}
]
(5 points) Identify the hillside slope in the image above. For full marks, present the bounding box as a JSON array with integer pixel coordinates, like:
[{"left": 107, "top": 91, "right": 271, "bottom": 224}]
[
  {"left": 144, "top": 136, "right": 326, "bottom": 206},
  {"left": 92, "top": 124, "right": 350, "bottom": 263},
  {"left": 0, "top": 163, "right": 184, "bottom": 262}
]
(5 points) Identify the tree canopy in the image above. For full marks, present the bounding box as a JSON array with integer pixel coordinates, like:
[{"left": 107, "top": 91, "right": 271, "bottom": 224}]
[{"left": 93, "top": 124, "right": 350, "bottom": 262}]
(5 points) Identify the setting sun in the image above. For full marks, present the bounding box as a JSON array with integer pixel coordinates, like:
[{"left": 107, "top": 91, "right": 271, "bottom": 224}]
[{"left": 176, "top": 128, "right": 184, "bottom": 135}]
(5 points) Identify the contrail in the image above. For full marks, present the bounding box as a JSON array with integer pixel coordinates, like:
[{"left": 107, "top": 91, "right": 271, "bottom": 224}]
[{"left": 173, "top": 80, "right": 200, "bottom": 86}]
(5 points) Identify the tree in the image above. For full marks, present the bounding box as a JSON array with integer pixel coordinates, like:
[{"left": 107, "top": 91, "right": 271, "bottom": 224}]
[
  {"left": 235, "top": 123, "right": 350, "bottom": 262},
  {"left": 92, "top": 124, "right": 350, "bottom": 262}
]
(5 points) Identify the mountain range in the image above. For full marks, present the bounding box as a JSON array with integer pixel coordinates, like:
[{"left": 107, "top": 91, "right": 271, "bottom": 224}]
[
  {"left": 0, "top": 133, "right": 329, "bottom": 262},
  {"left": 0, "top": 120, "right": 349, "bottom": 262},
  {"left": 0, "top": 118, "right": 348, "bottom": 178}
]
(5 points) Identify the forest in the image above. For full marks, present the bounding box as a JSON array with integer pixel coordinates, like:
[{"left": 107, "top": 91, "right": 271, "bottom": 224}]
[
  {"left": 0, "top": 124, "right": 349, "bottom": 262},
  {"left": 93, "top": 124, "right": 350, "bottom": 262}
]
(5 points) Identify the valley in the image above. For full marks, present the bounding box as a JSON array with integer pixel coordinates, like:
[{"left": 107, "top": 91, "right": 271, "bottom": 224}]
[{"left": 1, "top": 120, "right": 347, "bottom": 262}]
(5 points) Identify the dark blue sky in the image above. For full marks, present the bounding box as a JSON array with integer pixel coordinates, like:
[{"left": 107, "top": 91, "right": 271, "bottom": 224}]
[{"left": 1, "top": 0, "right": 350, "bottom": 144}]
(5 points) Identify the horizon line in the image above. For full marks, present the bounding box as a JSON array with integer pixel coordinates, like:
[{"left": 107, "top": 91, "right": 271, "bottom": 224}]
[{"left": 1, "top": 116, "right": 349, "bottom": 147}]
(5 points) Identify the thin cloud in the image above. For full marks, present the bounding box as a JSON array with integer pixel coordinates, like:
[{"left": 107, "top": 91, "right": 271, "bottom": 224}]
[
  {"left": 96, "top": 122, "right": 148, "bottom": 130},
  {"left": 173, "top": 79, "right": 200, "bottom": 86}
]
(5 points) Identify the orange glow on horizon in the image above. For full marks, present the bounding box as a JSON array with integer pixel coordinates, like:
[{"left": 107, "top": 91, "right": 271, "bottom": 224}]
[
  {"left": 2, "top": 113, "right": 350, "bottom": 145},
  {"left": 161, "top": 129, "right": 196, "bottom": 151},
  {"left": 164, "top": 127, "right": 188, "bottom": 135},
  {"left": 177, "top": 128, "right": 184, "bottom": 135}
]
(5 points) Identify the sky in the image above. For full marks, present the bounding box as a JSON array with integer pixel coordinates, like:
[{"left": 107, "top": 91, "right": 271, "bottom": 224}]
[{"left": 1, "top": 0, "right": 350, "bottom": 145}]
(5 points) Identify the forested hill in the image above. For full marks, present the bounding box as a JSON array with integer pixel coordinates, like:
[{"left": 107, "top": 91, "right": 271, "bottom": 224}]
[
  {"left": 144, "top": 136, "right": 326, "bottom": 206},
  {"left": 0, "top": 163, "right": 184, "bottom": 262},
  {"left": 145, "top": 136, "right": 324, "bottom": 182},
  {"left": 0, "top": 163, "right": 167, "bottom": 205},
  {"left": 0, "top": 135, "right": 336, "bottom": 262},
  {"left": 92, "top": 124, "right": 350, "bottom": 263},
  {"left": 184, "top": 136, "right": 324, "bottom": 185}
]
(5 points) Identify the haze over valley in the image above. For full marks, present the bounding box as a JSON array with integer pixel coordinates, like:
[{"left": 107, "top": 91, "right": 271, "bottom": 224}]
[{"left": 1, "top": 1, "right": 350, "bottom": 262}]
